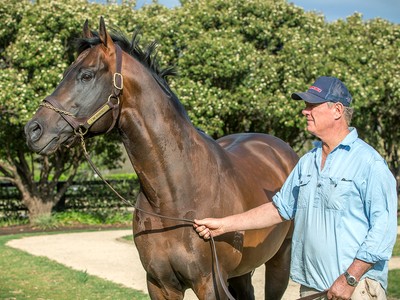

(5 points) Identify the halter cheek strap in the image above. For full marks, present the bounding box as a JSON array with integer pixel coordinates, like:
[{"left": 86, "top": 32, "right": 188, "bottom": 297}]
[{"left": 40, "top": 44, "right": 123, "bottom": 135}]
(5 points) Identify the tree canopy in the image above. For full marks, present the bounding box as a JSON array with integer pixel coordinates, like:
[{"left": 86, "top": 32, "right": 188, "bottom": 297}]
[{"left": 0, "top": 0, "right": 399, "bottom": 221}]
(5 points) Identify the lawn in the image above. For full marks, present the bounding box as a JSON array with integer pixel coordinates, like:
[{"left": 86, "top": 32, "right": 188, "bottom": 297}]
[
  {"left": 388, "top": 269, "right": 400, "bottom": 300},
  {"left": 0, "top": 233, "right": 149, "bottom": 300},
  {"left": 1, "top": 231, "right": 399, "bottom": 299},
  {"left": 388, "top": 233, "right": 400, "bottom": 299},
  {"left": 393, "top": 233, "right": 400, "bottom": 256}
]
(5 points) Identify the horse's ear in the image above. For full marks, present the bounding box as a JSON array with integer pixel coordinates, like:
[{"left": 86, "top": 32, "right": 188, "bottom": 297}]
[
  {"left": 83, "top": 19, "right": 93, "bottom": 38},
  {"left": 99, "top": 16, "right": 114, "bottom": 50}
]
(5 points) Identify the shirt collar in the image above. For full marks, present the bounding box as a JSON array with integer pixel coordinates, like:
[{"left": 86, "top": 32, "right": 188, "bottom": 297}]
[
  {"left": 312, "top": 127, "right": 358, "bottom": 149},
  {"left": 340, "top": 127, "right": 358, "bottom": 146}
]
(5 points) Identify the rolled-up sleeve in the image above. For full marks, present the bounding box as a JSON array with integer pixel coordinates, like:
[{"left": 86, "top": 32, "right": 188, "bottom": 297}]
[
  {"left": 273, "top": 158, "right": 304, "bottom": 220},
  {"left": 355, "top": 159, "right": 398, "bottom": 263}
]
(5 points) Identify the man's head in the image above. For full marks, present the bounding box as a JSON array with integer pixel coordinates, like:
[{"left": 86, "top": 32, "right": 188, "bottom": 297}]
[
  {"left": 292, "top": 76, "right": 354, "bottom": 139},
  {"left": 291, "top": 76, "right": 352, "bottom": 107}
]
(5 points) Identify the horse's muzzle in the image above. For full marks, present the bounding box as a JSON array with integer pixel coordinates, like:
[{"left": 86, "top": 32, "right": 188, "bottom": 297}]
[{"left": 24, "top": 120, "right": 61, "bottom": 154}]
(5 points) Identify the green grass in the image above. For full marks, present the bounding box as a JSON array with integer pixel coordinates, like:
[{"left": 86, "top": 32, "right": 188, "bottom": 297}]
[
  {"left": 388, "top": 269, "right": 400, "bottom": 299},
  {"left": 393, "top": 234, "right": 400, "bottom": 256},
  {"left": 388, "top": 234, "right": 400, "bottom": 299},
  {"left": 0, "top": 233, "right": 149, "bottom": 300},
  {"left": 122, "top": 234, "right": 134, "bottom": 242}
]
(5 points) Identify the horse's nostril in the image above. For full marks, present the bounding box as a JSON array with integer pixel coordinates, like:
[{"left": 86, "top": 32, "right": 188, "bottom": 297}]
[{"left": 27, "top": 121, "right": 43, "bottom": 142}]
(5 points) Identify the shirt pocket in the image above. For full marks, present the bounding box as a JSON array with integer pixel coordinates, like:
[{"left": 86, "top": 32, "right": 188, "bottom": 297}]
[
  {"left": 325, "top": 177, "right": 354, "bottom": 210},
  {"left": 296, "top": 175, "right": 312, "bottom": 209}
]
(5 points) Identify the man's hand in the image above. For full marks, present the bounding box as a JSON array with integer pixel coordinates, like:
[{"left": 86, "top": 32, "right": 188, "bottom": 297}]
[
  {"left": 327, "top": 274, "right": 355, "bottom": 300},
  {"left": 193, "top": 218, "right": 225, "bottom": 239},
  {"left": 327, "top": 259, "right": 372, "bottom": 299}
]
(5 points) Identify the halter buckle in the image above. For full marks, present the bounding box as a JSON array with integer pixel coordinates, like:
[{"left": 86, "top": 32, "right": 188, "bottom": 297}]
[{"left": 113, "top": 73, "right": 123, "bottom": 90}]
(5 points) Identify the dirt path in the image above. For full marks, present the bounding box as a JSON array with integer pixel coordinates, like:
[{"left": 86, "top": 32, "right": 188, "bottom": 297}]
[{"left": 6, "top": 229, "right": 400, "bottom": 299}]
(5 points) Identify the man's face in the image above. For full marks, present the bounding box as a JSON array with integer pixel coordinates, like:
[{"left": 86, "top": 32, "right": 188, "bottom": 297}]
[{"left": 301, "top": 102, "right": 337, "bottom": 137}]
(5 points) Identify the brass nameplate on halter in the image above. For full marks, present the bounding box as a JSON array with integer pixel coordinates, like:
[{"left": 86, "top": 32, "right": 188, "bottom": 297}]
[{"left": 87, "top": 104, "right": 111, "bottom": 125}]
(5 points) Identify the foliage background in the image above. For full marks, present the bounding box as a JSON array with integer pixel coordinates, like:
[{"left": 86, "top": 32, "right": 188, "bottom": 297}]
[{"left": 0, "top": 0, "right": 399, "bottom": 220}]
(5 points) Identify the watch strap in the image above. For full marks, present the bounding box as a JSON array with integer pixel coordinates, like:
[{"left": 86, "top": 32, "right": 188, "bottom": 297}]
[{"left": 344, "top": 271, "right": 359, "bottom": 287}]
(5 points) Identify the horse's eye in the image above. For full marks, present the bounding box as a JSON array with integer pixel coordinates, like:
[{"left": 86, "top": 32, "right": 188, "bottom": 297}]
[{"left": 80, "top": 72, "right": 93, "bottom": 82}]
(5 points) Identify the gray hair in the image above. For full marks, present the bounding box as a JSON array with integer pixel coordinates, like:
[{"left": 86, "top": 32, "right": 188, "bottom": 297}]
[{"left": 327, "top": 102, "right": 354, "bottom": 125}]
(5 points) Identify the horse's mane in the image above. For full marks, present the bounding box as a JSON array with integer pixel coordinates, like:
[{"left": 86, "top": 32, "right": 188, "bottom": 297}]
[{"left": 75, "top": 28, "right": 177, "bottom": 83}]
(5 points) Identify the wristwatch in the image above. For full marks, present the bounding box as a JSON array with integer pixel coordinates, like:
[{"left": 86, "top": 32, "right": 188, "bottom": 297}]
[{"left": 344, "top": 271, "right": 358, "bottom": 287}]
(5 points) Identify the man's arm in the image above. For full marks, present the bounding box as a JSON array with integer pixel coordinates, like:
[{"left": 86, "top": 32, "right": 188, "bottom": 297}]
[
  {"left": 329, "top": 160, "right": 396, "bottom": 299},
  {"left": 194, "top": 202, "right": 285, "bottom": 239}
]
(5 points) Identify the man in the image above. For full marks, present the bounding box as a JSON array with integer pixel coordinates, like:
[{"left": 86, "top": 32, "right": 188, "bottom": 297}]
[{"left": 194, "top": 76, "right": 398, "bottom": 300}]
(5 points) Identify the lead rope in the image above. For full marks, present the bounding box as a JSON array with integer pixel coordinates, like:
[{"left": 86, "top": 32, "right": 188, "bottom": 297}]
[
  {"left": 296, "top": 290, "right": 328, "bottom": 300},
  {"left": 78, "top": 130, "right": 235, "bottom": 300},
  {"left": 78, "top": 129, "right": 135, "bottom": 208}
]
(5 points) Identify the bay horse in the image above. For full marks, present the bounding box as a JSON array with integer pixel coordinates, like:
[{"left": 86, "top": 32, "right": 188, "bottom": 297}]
[{"left": 25, "top": 18, "right": 298, "bottom": 299}]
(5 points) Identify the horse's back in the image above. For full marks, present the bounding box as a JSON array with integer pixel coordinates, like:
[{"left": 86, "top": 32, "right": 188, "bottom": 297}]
[{"left": 217, "top": 132, "right": 298, "bottom": 197}]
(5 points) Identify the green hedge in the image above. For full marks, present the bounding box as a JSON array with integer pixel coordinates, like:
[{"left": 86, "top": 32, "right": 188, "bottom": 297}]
[
  {"left": 0, "top": 183, "right": 22, "bottom": 219},
  {"left": 0, "top": 179, "right": 139, "bottom": 220},
  {"left": 55, "top": 179, "right": 139, "bottom": 212}
]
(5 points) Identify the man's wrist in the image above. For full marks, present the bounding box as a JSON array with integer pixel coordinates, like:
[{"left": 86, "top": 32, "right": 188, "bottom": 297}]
[{"left": 344, "top": 271, "right": 359, "bottom": 287}]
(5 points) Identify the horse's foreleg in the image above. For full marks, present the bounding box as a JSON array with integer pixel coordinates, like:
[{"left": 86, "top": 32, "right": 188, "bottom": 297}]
[
  {"left": 146, "top": 273, "right": 185, "bottom": 300},
  {"left": 192, "top": 273, "right": 230, "bottom": 300},
  {"left": 264, "top": 238, "right": 292, "bottom": 300},
  {"left": 228, "top": 272, "right": 255, "bottom": 300}
]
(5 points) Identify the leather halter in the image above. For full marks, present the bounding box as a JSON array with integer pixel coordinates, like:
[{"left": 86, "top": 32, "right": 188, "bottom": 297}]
[{"left": 40, "top": 45, "right": 123, "bottom": 136}]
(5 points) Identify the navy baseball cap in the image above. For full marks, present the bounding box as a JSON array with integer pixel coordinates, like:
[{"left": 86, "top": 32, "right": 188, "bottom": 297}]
[{"left": 291, "top": 76, "right": 352, "bottom": 106}]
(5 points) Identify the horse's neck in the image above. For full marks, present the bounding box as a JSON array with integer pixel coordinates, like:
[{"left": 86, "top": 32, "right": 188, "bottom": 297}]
[{"left": 119, "top": 92, "right": 217, "bottom": 210}]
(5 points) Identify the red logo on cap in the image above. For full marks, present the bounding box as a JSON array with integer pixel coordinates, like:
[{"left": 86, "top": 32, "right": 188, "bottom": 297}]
[{"left": 309, "top": 86, "right": 322, "bottom": 93}]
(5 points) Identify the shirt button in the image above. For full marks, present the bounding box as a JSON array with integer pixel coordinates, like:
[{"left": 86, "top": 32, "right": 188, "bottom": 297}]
[{"left": 317, "top": 183, "right": 321, "bottom": 187}]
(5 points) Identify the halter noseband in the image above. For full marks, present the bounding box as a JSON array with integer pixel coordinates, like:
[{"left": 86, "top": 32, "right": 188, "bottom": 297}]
[{"left": 39, "top": 45, "right": 123, "bottom": 136}]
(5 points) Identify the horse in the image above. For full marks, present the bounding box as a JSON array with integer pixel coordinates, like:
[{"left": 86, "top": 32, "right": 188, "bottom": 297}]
[{"left": 25, "top": 18, "right": 299, "bottom": 299}]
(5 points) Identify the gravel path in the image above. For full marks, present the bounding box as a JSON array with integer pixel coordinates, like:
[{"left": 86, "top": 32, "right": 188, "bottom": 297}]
[{"left": 7, "top": 228, "right": 400, "bottom": 299}]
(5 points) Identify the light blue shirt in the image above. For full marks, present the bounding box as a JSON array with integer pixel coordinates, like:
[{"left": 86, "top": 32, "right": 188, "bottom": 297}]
[{"left": 273, "top": 128, "right": 397, "bottom": 291}]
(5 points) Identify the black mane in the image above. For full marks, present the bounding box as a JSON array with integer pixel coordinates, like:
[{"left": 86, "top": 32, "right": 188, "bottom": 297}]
[{"left": 75, "top": 28, "right": 177, "bottom": 82}]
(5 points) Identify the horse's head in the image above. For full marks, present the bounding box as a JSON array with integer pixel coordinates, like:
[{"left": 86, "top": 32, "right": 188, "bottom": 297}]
[{"left": 25, "top": 17, "right": 123, "bottom": 155}]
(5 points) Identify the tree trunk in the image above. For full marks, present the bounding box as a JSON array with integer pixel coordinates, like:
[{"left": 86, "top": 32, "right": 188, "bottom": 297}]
[
  {"left": 22, "top": 194, "right": 55, "bottom": 224},
  {"left": 2, "top": 148, "right": 81, "bottom": 225}
]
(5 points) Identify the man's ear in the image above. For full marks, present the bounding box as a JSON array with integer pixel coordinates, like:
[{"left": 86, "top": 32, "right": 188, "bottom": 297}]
[{"left": 333, "top": 102, "right": 345, "bottom": 120}]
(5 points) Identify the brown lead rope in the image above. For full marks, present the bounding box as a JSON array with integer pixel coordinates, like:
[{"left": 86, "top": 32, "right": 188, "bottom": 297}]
[
  {"left": 296, "top": 290, "right": 328, "bottom": 300},
  {"left": 78, "top": 132, "right": 236, "bottom": 300}
]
